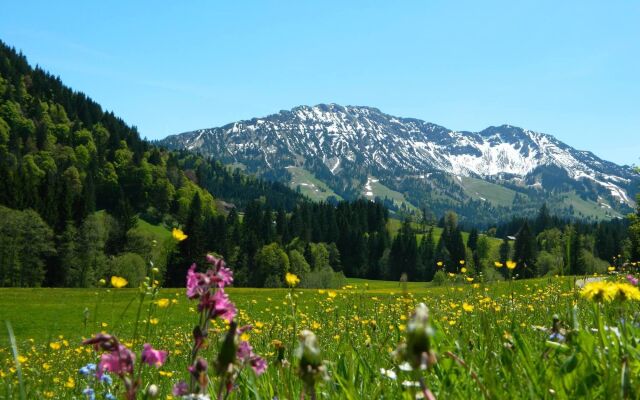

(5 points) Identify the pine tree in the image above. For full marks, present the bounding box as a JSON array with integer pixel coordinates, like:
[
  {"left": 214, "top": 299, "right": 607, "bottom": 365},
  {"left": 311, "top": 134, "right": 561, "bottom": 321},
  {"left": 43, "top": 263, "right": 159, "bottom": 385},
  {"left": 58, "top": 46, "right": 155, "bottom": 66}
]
[{"left": 514, "top": 221, "right": 537, "bottom": 278}]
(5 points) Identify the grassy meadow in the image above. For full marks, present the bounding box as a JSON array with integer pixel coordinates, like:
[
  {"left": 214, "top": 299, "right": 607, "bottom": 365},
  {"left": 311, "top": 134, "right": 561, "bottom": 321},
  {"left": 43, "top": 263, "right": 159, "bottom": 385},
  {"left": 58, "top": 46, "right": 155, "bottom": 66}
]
[{"left": 2, "top": 272, "right": 639, "bottom": 399}]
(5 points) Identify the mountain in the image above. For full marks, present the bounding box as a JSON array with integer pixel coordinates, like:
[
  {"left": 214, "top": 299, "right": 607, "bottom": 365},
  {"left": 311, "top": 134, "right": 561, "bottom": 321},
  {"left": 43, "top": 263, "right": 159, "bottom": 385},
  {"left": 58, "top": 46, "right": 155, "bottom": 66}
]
[{"left": 161, "top": 104, "right": 639, "bottom": 224}]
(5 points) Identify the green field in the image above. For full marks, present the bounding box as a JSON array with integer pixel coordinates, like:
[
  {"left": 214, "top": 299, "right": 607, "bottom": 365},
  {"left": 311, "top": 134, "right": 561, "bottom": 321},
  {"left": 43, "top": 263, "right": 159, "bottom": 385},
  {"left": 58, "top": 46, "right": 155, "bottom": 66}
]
[
  {"left": 364, "top": 177, "right": 419, "bottom": 213},
  {"left": 287, "top": 167, "right": 343, "bottom": 202},
  {"left": 459, "top": 176, "right": 517, "bottom": 207},
  {"left": 2, "top": 273, "right": 638, "bottom": 399}
]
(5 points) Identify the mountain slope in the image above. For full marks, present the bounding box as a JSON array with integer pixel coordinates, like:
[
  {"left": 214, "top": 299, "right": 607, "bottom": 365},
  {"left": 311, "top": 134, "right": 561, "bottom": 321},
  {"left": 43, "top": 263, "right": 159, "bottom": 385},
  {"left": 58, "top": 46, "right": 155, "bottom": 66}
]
[{"left": 161, "top": 104, "right": 639, "bottom": 224}]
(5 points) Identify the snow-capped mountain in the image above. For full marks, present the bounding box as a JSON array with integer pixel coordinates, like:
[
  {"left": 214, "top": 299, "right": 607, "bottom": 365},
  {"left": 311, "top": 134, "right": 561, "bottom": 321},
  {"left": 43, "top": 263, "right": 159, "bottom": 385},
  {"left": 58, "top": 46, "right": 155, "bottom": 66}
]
[{"left": 161, "top": 104, "right": 638, "bottom": 222}]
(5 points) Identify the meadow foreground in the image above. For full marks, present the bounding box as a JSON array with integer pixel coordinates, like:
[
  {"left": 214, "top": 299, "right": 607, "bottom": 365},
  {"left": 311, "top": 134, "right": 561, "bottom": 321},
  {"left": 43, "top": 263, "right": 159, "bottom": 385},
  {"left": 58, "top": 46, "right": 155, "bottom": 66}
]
[{"left": 2, "top": 268, "right": 640, "bottom": 400}]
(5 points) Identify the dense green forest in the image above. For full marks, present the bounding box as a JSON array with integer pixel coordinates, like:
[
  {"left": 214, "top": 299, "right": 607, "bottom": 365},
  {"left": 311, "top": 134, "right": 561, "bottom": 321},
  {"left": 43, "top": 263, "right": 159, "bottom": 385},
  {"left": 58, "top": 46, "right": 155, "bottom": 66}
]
[
  {"left": 1, "top": 39, "right": 639, "bottom": 289},
  {"left": 0, "top": 40, "right": 304, "bottom": 287}
]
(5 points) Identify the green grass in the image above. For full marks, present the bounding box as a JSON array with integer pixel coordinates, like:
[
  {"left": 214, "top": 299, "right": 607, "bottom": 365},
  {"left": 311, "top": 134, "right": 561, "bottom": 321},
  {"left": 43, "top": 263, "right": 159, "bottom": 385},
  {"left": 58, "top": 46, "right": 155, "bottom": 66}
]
[
  {"left": 364, "top": 177, "right": 419, "bottom": 212},
  {"left": 552, "top": 192, "right": 624, "bottom": 220},
  {"left": 287, "top": 167, "right": 343, "bottom": 202},
  {"left": 459, "top": 176, "right": 517, "bottom": 207},
  {"left": 1, "top": 274, "right": 638, "bottom": 399}
]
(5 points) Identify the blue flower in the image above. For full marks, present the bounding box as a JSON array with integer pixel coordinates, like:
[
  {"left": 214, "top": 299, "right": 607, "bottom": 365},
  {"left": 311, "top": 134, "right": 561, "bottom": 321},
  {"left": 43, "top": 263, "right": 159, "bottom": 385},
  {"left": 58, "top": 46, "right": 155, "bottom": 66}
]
[
  {"left": 79, "top": 363, "right": 98, "bottom": 376},
  {"left": 548, "top": 332, "right": 565, "bottom": 342},
  {"left": 104, "top": 393, "right": 116, "bottom": 400},
  {"left": 82, "top": 388, "right": 96, "bottom": 400},
  {"left": 100, "top": 373, "right": 113, "bottom": 386}
]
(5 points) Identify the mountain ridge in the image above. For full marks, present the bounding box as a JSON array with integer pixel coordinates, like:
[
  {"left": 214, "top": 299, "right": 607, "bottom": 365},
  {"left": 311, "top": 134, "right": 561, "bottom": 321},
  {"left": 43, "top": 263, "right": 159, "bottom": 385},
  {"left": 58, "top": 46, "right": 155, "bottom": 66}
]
[{"left": 161, "top": 104, "right": 639, "bottom": 223}]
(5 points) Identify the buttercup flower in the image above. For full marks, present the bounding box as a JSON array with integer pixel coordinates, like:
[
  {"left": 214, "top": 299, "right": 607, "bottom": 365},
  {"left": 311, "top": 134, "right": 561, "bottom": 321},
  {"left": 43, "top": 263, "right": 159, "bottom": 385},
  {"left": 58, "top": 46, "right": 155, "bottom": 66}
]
[
  {"left": 172, "top": 228, "right": 188, "bottom": 241},
  {"left": 110, "top": 276, "right": 128, "bottom": 288}
]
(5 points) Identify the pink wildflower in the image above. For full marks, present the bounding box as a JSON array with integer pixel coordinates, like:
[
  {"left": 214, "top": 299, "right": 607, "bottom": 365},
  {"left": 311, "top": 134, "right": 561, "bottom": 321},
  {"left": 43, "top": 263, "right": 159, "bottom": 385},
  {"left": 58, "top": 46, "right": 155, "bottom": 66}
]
[
  {"left": 172, "top": 381, "right": 189, "bottom": 396},
  {"left": 627, "top": 274, "right": 639, "bottom": 286},
  {"left": 141, "top": 343, "right": 168, "bottom": 367},
  {"left": 212, "top": 289, "right": 237, "bottom": 322},
  {"left": 97, "top": 345, "right": 135, "bottom": 378},
  {"left": 236, "top": 340, "right": 267, "bottom": 376},
  {"left": 250, "top": 355, "right": 267, "bottom": 375},
  {"left": 186, "top": 264, "right": 211, "bottom": 299},
  {"left": 214, "top": 266, "right": 234, "bottom": 288}
]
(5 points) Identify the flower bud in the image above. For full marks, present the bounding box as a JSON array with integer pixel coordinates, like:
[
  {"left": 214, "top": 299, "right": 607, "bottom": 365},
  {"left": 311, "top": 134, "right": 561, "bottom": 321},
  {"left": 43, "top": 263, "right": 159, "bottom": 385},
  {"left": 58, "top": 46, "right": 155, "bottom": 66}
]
[
  {"left": 216, "top": 321, "right": 237, "bottom": 376},
  {"left": 295, "top": 330, "right": 327, "bottom": 389},
  {"left": 395, "top": 303, "right": 437, "bottom": 371}
]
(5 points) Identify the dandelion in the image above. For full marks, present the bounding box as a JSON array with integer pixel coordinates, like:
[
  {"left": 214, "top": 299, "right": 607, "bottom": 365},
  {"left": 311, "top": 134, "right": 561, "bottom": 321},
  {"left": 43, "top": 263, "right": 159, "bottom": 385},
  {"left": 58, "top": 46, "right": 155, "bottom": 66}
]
[
  {"left": 581, "top": 281, "right": 615, "bottom": 302},
  {"left": 506, "top": 261, "right": 517, "bottom": 270},
  {"left": 110, "top": 276, "right": 128, "bottom": 289},
  {"left": 172, "top": 228, "right": 188, "bottom": 241},
  {"left": 608, "top": 266, "right": 616, "bottom": 272},
  {"left": 494, "top": 261, "right": 503, "bottom": 268},
  {"left": 611, "top": 282, "right": 640, "bottom": 301},
  {"left": 462, "top": 303, "right": 474, "bottom": 312},
  {"left": 436, "top": 261, "right": 443, "bottom": 267},
  {"left": 285, "top": 272, "right": 300, "bottom": 287},
  {"left": 460, "top": 267, "right": 467, "bottom": 274},
  {"left": 459, "top": 260, "right": 465, "bottom": 265}
]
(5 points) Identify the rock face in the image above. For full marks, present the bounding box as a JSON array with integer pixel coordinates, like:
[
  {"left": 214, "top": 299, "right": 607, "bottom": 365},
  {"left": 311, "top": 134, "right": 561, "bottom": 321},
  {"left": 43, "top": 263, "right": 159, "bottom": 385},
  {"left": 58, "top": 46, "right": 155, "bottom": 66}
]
[{"left": 161, "top": 104, "right": 638, "bottom": 223}]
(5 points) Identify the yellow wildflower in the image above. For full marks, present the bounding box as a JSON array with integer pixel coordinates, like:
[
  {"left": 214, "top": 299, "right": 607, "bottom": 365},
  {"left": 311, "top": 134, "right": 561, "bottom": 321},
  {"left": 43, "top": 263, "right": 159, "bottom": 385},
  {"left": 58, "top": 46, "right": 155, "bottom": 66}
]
[
  {"left": 285, "top": 272, "right": 300, "bottom": 287},
  {"left": 506, "top": 261, "right": 517, "bottom": 270},
  {"left": 581, "top": 281, "right": 615, "bottom": 302},
  {"left": 462, "top": 303, "right": 474, "bottom": 312},
  {"left": 156, "top": 298, "right": 170, "bottom": 308},
  {"left": 172, "top": 228, "right": 188, "bottom": 241},
  {"left": 494, "top": 261, "right": 503, "bottom": 268},
  {"left": 611, "top": 282, "right": 640, "bottom": 301},
  {"left": 64, "top": 377, "right": 75, "bottom": 388},
  {"left": 110, "top": 276, "right": 128, "bottom": 288}
]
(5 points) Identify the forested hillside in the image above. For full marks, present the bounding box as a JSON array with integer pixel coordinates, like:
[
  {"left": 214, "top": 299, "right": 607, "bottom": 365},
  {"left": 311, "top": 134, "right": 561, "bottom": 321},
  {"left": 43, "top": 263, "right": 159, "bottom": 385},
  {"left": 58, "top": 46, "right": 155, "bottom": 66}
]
[{"left": 0, "top": 40, "right": 305, "bottom": 287}]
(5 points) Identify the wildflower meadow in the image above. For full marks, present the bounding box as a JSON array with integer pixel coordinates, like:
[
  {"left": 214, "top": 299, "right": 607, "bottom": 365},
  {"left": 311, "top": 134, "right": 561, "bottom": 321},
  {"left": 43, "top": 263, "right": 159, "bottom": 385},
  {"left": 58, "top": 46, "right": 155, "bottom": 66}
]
[{"left": 2, "top": 249, "right": 640, "bottom": 399}]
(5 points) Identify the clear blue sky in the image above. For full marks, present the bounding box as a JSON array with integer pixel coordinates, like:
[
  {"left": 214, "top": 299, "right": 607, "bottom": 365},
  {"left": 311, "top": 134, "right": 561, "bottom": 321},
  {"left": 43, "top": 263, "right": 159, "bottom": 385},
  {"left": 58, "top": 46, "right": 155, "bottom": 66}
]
[{"left": 1, "top": 1, "right": 638, "bottom": 165}]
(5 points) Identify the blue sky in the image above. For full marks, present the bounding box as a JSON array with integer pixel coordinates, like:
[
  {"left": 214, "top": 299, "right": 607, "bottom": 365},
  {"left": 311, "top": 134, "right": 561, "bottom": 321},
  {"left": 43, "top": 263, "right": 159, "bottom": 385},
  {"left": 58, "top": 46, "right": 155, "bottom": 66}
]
[{"left": 1, "top": 1, "right": 638, "bottom": 165}]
